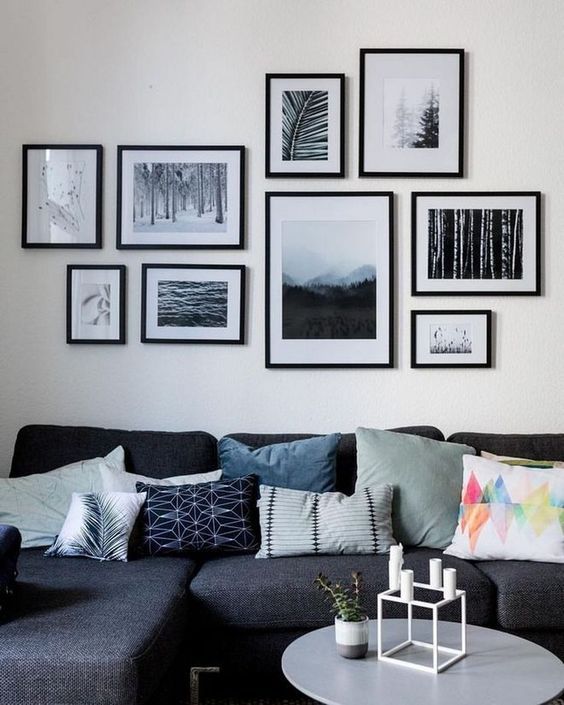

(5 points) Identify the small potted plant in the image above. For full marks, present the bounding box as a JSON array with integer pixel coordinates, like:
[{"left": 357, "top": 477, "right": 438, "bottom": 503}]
[{"left": 314, "top": 571, "right": 369, "bottom": 658}]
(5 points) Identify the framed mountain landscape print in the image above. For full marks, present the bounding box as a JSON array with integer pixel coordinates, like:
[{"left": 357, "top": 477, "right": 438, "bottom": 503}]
[
  {"left": 23, "top": 144, "right": 102, "bottom": 248},
  {"left": 412, "top": 192, "right": 541, "bottom": 295},
  {"left": 67, "top": 265, "right": 126, "bottom": 344},
  {"left": 117, "top": 146, "right": 244, "bottom": 249},
  {"left": 266, "top": 192, "right": 393, "bottom": 368},
  {"left": 141, "top": 264, "right": 245, "bottom": 344},
  {"left": 411, "top": 310, "right": 492, "bottom": 368},
  {"left": 359, "top": 49, "right": 464, "bottom": 177},
  {"left": 266, "top": 74, "right": 345, "bottom": 177}
]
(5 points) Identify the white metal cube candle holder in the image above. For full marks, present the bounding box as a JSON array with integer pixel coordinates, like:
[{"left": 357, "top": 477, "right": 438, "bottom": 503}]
[{"left": 377, "top": 582, "right": 467, "bottom": 674}]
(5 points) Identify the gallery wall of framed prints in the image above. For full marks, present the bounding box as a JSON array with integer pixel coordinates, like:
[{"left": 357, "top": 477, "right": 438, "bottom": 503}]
[{"left": 21, "top": 44, "right": 543, "bottom": 369}]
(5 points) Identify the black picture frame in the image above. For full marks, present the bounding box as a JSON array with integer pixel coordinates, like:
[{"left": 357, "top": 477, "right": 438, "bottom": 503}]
[
  {"left": 266, "top": 73, "right": 345, "bottom": 178},
  {"left": 23, "top": 144, "right": 103, "bottom": 248},
  {"left": 412, "top": 191, "right": 541, "bottom": 296},
  {"left": 67, "top": 265, "right": 126, "bottom": 344},
  {"left": 359, "top": 49, "right": 464, "bottom": 178},
  {"left": 411, "top": 309, "right": 492, "bottom": 368},
  {"left": 116, "top": 145, "right": 245, "bottom": 249},
  {"left": 141, "top": 264, "right": 246, "bottom": 344},
  {"left": 266, "top": 191, "right": 394, "bottom": 368}
]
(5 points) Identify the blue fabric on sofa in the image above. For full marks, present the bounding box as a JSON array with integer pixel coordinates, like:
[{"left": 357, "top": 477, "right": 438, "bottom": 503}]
[{"left": 0, "top": 525, "right": 21, "bottom": 617}]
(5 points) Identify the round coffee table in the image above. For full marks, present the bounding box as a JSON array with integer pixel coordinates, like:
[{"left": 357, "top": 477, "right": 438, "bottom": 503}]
[{"left": 282, "top": 620, "right": 564, "bottom": 705}]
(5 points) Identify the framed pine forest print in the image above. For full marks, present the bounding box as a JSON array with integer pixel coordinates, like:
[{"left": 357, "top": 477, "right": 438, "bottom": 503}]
[
  {"left": 266, "top": 192, "right": 393, "bottom": 368},
  {"left": 411, "top": 310, "right": 492, "bottom": 368},
  {"left": 359, "top": 49, "right": 464, "bottom": 177},
  {"left": 117, "top": 146, "right": 244, "bottom": 249},
  {"left": 141, "top": 264, "right": 245, "bottom": 344},
  {"left": 412, "top": 192, "right": 541, "bottom": 295},
  {"left": 266, "top": 74, "right": 345, "bottom": 177}
]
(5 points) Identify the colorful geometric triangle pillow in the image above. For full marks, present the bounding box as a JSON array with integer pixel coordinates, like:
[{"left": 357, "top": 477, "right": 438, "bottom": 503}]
[{"left": 444, "top": 455, "right": 564, "bottom": 563}]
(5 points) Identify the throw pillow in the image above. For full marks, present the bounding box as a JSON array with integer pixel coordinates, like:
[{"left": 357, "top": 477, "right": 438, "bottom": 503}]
[
  {"left": 44, "top": 491, "right": 146, "bottom": 562},
  {"left": 444, "top": 455, "right": 564, "bottom": 563},
  {"left": 0, "top": 447, "right": 125, "bottom": 548},
  {"left": 136, "top": 476, "right": 258, "bottom": 555},
  {"left": 99, "top": 467, "right": 222, "bottom": 492},
  {"left": 481, "top": 451, "right": 564, "bottom": 469},
  {"left": 218, "top": 434, "right": 340, "bottom": 493},
  {"left": 355, "top": 427, "right": 475, "bottom": 549},
  {"left": 255, "top": 484, "right": 395, "bottom": 559}
]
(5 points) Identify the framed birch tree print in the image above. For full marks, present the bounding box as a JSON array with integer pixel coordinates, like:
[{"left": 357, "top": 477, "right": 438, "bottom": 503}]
[
  {"left": 359, "top": 49, "right": 464, "bottom": 177},
  {"left": 117, "top": 146, "right": 245, "bottom": 249},
  {"left": 266, "top": 74, "right": 345, "bottom": 177},
  {"left": 266, "top": 192, "right": 393, "bottom": 367},
  {"left": 412, "top": 192, "right": 541, "bottom": 295}
]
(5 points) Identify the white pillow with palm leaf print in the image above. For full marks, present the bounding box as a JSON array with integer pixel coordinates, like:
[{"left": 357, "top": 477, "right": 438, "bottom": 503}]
[{"left": 45, "top": 492, "right": 146, "bottom": 562}]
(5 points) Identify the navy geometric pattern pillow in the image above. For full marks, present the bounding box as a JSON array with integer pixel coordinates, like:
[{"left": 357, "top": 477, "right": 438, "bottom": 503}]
[{"left": 136, "top": 476, "right": 259, "bottom": 555}]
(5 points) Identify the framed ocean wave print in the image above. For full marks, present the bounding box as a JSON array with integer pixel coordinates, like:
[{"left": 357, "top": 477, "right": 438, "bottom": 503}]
[
  {"left": 411, "top": 310, "right": 492, "bottom": 368},
  {"left": 359, "top": 49, "right": 464, "bottom": 177},
  {"left": 412, "top": 192, "right": 541, "bottom": 295},
  {"left": 141, "top": 264, "right": 245, "bottom": 344},
  {"left": 117, "top": 146, "right": 245, "bottom": 249},
  {"left": 266, "top": 74, "right": 345, "bottom": 177},
  {"left": 266, "top": 192, "right": 393, "bottom": 368}
]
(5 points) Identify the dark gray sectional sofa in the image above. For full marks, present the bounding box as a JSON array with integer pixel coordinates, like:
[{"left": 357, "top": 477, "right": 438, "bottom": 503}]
[{"left": 1, "top": 424, "right": 563, "bottom": 705}]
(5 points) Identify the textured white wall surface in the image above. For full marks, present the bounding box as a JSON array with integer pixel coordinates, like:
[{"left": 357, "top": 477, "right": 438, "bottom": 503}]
[{"left": 1, "top": 0, "right": 563, "bottom": 474}]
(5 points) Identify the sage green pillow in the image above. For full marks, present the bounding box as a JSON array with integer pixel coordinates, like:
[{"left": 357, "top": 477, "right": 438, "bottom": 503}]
[{"left": 355, "top": 428, "right": 475, "bottom": 548}]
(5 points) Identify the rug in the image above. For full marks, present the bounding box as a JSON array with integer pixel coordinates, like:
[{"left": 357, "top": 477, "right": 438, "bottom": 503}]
[{"left": 201, "top": 700, "right": 564, "bottom": 705}]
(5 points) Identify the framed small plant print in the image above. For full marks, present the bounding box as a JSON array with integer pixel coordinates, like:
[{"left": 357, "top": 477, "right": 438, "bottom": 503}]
[
  {"left": 412, "top": 192, "right": 541, "bottom": 295},
  {"left": 67, "top": 265, "right": 126, "bottom": 344},
  {"left": 266, "top": 192, "right": 393, "bottom": 368},
  {"left": 266, "top": 74, "right": 345, "bottom": 177},
  {"left": 141, "top": 264, "right": 245, "bottom": 344},
  {"left": 23, "top": 145, "right": 102, "bottom": 248},
  {"left": 411, "top": 310, "right": 492, "bottom": 368},
  {"left": 359, "top": 49, "right": 464, "bottom": 177},
  {"left": 117, "top": 146, "right": 245, "bottom": 249}
]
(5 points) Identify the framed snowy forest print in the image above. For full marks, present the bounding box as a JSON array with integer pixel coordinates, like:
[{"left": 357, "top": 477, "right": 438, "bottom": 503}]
[
  {"left": 67, "top": 265, "right": 126, "bottom": 344},
  {"left": 359, "top": 49, "right": 464, "bottom": 177},
  {"left": 266, "top": 74, "right": 345, "bottom": 177},
  {"left": 23, "top": 145, "right": 102, "bottom": 248},
  {"left": 117, "top": 146, "right": 245, "bottom": 249},
  {"left": 412, "top": 192, "right": 541, "bottom": 295},
  {"left": 411, "top": 310, "right": 492, "bottom": 368},
  {"left": 266, "top": 192, "right": 393, "bottom": 368}
]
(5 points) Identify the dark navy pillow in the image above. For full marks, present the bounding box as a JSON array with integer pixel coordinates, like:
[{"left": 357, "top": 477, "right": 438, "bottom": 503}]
[
  {"left": 136, "top": 476, "right": 258, "bottom": 556},
  {"left": 218, "top": 434, "right": 341, "bottom": 493}
]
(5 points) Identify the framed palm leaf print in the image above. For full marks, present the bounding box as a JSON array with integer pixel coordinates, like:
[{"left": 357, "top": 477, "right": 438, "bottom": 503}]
[{"left": 266, "top": 74, "right": 345, "bottom": 177}]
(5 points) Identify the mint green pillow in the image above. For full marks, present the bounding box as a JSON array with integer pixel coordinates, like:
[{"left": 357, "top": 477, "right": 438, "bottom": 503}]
[{"left": 355, "top": 428, "right": 475, "bottom": 548}]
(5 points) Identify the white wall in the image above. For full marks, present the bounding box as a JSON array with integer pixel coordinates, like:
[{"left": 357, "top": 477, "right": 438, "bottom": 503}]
[{"left": 1, "top": 0, "right": 563, "bottom": 474}]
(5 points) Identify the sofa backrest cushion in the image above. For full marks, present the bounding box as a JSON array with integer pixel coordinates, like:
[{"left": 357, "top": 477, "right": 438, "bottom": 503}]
[
  {"left": 447, "top": 432, "right": 564, "bottom": 462},
  {"left": 10, "top": 425, "right": 218, "bottom": 479},
  {"left": 227, "top": 426, "right": 444, "bottom": 495}
]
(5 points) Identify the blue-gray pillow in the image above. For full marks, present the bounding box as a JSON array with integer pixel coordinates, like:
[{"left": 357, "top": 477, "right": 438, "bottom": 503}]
[{"left": 219, "top": 435, "right": 341, "bottom": 493}]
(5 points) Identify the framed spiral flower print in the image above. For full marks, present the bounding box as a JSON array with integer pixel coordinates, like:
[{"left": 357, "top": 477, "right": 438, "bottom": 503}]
[
  {"left": 67, "top": 265, "right": 126, "bottom": 344},
  {"left": 266, "top": 74, "right": 345, "bottom": 177}
]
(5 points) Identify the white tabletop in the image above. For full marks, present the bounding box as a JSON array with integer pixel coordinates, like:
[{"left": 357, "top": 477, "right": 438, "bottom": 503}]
[{"left": 282, "top": 620, "right": 564, "bottom": 705}]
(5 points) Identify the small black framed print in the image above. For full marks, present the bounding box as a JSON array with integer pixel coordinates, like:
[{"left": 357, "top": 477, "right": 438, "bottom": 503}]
[
  {"left": 117, "top": 146, "right": 245, "bottom": 249},
  {"left": 359, "top": 49, "right": 464, "bottom": 177},
  {"left": 412, "top": 192, "right": 541, "bottom": 295},
  {"left": 411, "top": 310, "right": 492, "bottom": 368},
  {"left": 266, "top": 191, "right": 393, "bottom": 368},
  {"left": 67, "top": 265, "right": 126, "bottom": 344},
  {"left": 266, "top": 74, "right": 345, "bottom": 178},
  {"left": 23, "top": 145, "right": 102, "bottom": 248},
  {"left": 141, "top": 264, "right": 246, "bottom": 344}
]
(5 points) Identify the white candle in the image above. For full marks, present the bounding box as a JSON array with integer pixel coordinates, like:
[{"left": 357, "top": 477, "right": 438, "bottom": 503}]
[
  {"left": 400, "top": 569, "right": 414, "bottom": 602},
  {"left": 443, "top": 568, "right": 457, "bottom": 600},
  {"left": 389, "top": 544, "right": 403, "bottom": 562},
  {"left": 388, "top": 544, "right": 403, "bottom": 590},
  {"left": 429, "top": 558, "right": 443, "bottom": 589}
]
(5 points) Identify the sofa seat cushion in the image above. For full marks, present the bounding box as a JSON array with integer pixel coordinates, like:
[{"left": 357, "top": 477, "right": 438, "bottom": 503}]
[
  {"left": 0, "top": 549, "right": 197, "bottom": 705},
  {"left": 189, "top": 548, "right": 494, "bottom": 630},
  {"left": 475, "top": 560, "right": 564, "bottom": 630}
]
